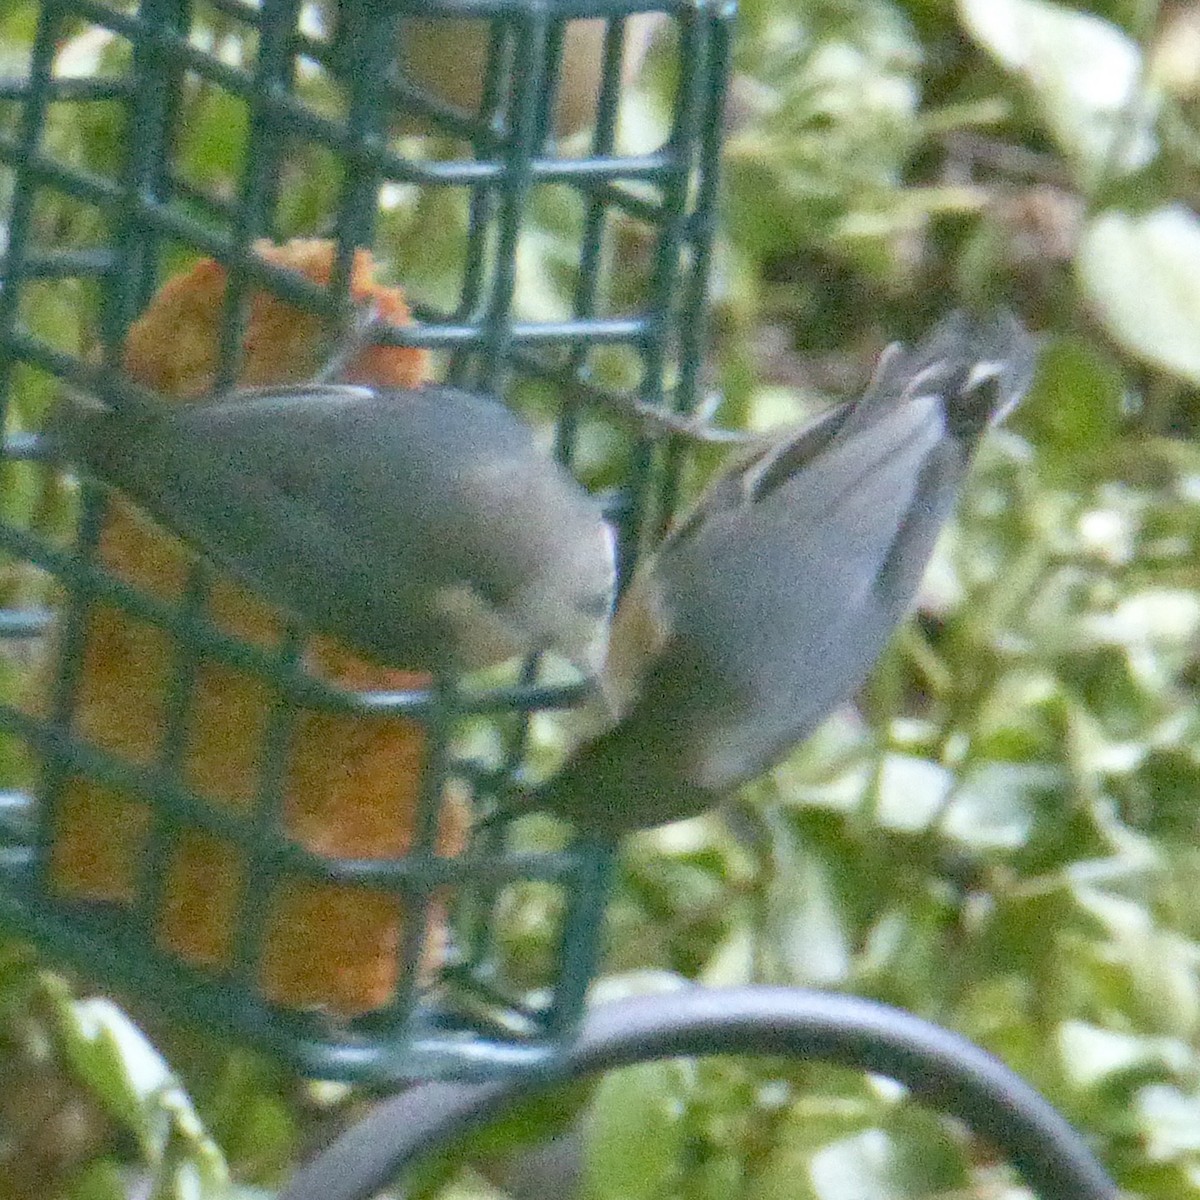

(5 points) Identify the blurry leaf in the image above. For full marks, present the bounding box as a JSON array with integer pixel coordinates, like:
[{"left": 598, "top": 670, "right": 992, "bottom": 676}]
[
  {"left": 14, "top": 283, "right": 88, "bottom": 415},
  {"left": 973, "top": 887, "right": 1079, "bottom": 981},
  {"left": 491, "top": 879, "right": 570, "bottom": 989},
  {"left": 690, "top": 1151, "right": 746, "bottom": 1200},
  {"left": 178, "top": 82, "right": 250, "bottom": 188},
  {"left": 806, "top": 1125, "right": 963, "bottom": 1200},
  {"left": 1077, "top": 206, "right": 1200, "bottom": 383},
  {"left": 50, "top": 993, "right": 172, "bottom": 1153},
  {"left": 943, "top": 762, "right": 1060, "bottom": 850},
  {"left": 1135, "top": 1084, "right": 1200, "bottom": 1161},
  {"left": 955, "top": 973, "right": 1052, "bottom": 1087},
  {"left": 213, "top": 1087, "right": 294, "bottom": 1181},
  {"left": 699, "top": 922, "right": 757, "bottom": 988},
  {"left": 1072, "top": 889, "right": 1200, "bottom": 1038},
  {"left": 64, "top": 1157, "right": 126, "bottom": 1200},
  {"left": 973, "top": 666, "right": 1063, "bottom": 761},
  {"left": 1118, "top": 747, "right": 1200, "bottom": 839},
  {"left": 870, "top": 1105, "right": 973, "bottom": 1194},
  {"left": 0, "top": 1, "right": 37, "bottom": 55},
  {"left": 1022, "top": 335, "right": 1125, "bottom": 476},
  {"left": 0, "top": 461, "right": 42, "bottom": 539},
  {"left": 748, "top": 1095, "right": 874, "bottom": 1200},
  {"left": 763, "top": 823, "right": 854, "bottom": 986},
  {"left": 1085, "top": 589, "right": 1200, "bottom": 660},
  {"left": 725, "top": 0, "right": 922, "bottom": 274},
  {"left": 873, "top": 753, "right": 953, "bottom": 833},
  {"left": 45, "top": 982, "right": 228, "bottom": 1195},
  {"left": 1056, "top": 1020, "right": 1194, "bottom": 1090},
  {"left": 1149, "top": 5, "right": 1200, "bottom": 102},
  {"left": 959, "top": 0, "right": 1158, "bottom": 186},
  {"left": 581, "top": 1060, "right": 690, "bottom": 1200},
  {"left": 855, "top": 890, "right": 968, "bottom": 1014},
  {"left": 772, "top": 711, "right": 874, "bottom": 813},
  {"left": 376, "top": 186, "right": 472, "bottom": 312}
]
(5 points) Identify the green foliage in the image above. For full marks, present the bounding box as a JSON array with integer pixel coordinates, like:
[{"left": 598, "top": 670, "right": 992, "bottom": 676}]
[{"left": 4, "top": 0, "right": 1200, "bottom": 1198}]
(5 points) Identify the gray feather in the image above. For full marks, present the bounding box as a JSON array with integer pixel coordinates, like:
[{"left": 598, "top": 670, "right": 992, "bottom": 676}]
[
  {"left": 540, "top": 309, "right": 1039, "bottom": 832},
  {"left": 47, "top": 383, "right": 616, "bottom": 673}
]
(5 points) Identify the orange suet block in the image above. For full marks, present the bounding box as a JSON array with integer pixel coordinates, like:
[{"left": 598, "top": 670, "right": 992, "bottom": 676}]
[
  {"left": 43, "top": 239, "right": 470, "bottom": 1016},
  {"left": 257, "top": 882, "right": 446, "bottom": 1016}
]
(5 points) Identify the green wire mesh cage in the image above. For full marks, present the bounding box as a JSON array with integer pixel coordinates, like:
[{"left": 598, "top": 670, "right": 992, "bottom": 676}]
[{"left": 0, "top": 0, "right": 732, "bottom": 1080}]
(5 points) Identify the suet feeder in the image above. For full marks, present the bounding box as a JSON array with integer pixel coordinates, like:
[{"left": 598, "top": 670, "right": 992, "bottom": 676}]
[{"left": 0, "top": 0, "right": 732, "bottom": 1081}]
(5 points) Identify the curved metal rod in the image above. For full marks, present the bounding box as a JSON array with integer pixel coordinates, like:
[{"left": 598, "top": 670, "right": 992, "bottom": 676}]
[{"left": 282, "top": 986, "right": 1119, "bottom": 1200}]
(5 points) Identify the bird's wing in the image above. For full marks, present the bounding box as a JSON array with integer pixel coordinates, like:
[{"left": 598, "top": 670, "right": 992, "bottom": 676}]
[{"left": 49, "top": 387, "right": 419, "bottom": 643}]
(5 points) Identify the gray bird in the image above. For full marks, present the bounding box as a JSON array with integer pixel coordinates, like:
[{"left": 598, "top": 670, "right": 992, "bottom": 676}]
[
  {"left": 535, "top": 310, "right": 1038, "bottom": 833},
  {"left": 46, "top": 383, "right": 616, "bottom": 676}
]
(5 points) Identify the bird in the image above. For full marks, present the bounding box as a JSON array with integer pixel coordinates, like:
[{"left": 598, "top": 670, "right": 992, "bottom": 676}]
[
  {"left": 38, "top": 239, "right": 572, "bottom": 1017},
  {"left": 46, "top": 380, "right": 617, "bottom": 680},
  {"left": 529, "top": 309, "right": 1039, "bottom": 835}
]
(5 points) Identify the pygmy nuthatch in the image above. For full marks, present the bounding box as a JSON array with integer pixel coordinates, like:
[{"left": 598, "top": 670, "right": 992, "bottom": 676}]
[
  {"left": 535, "top": 310, "right": 1039, "bottom": 833},
  {"left": 48, "top": 383, "right": 616, "bottom": 677}
]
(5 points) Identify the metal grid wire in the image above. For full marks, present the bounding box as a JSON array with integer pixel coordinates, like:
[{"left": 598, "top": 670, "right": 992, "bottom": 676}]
[{"left": 0, "top": 0, "right": 732, "bottom": 1080}]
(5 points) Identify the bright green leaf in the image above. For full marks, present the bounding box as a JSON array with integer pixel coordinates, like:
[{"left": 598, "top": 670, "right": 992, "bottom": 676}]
[
  {"left": 63, "top": 1157, "right": 127, "bottom": 1200},
  {"left": 581, "top": 1060, "right": 690, "bottom": 1200},
  {"left": 1022, "top": 335, "right": 1125, "bottom": 475}
]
